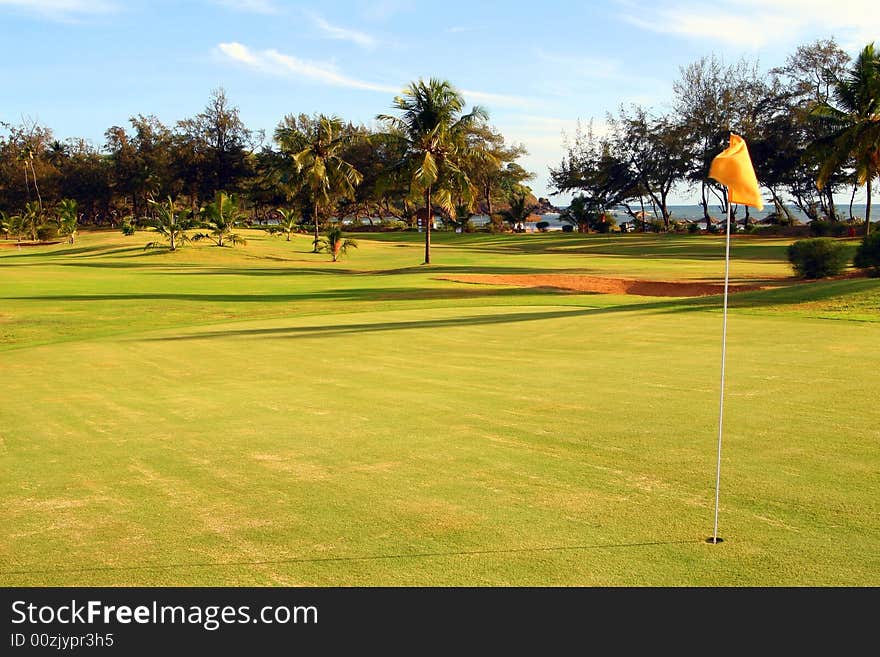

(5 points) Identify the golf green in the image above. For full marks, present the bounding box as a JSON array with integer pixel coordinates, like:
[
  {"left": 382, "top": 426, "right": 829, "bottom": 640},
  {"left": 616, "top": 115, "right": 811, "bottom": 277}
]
[{"left": 1, "top": 230, "right": 877, "bottom": 585}]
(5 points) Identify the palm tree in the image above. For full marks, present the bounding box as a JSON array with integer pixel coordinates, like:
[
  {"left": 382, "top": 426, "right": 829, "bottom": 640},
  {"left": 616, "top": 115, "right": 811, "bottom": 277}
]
[
  {"left": 9, "top": 213, "right": 25, "bottom": 242},
  {"left": 377, "top": 78, "right": 489, "bottom": 264},
  {"left": 193, "top": 191, "right": 247, "bottom": 247},
  {"left": 278, "top": 115, "right": 362, "bottom": 252},
  {"left": 144, "top": 196, "right": 193, "bottom": 251},
  {"left": 813, "top": 43, "right": 880, "bottom": 235},
  {"left": 22, "top": 201, "right": 42, "bottom": 242},
  {"left": 503, "top": 192, "right": 532, "bottom": 232},
  {"left": 9, "top": 213, "right": 26, "bottom": 242},
  {"left": 0, "top": 211, "right": 9, "bottom": 239},
  {"left": 48, "top": 140, "right": 68, "bottom": 169},
  {"left": 274, "top": 207, "right": 300, "bottom": 241},
  {"left": 317, "top": 226, "right": 357, "bottom": 262},
  {"left": 56, "top": 198, "right": 79, "bottom": 244}
]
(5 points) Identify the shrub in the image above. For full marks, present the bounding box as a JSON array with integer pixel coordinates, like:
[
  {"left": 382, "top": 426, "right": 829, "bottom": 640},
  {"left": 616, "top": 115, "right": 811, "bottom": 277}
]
[
  {"left": 687, "top": 222, "right": 700, "bottom": 234},
  {"left": 488, "top": 214, "right": 506, "bottom": 233},
  {"left": 853, "top": 232, "right": 880, "bottom": 276},
  {"left": 536, "top": 221, "right": 550, "bottom": 232},
  {"left": 809, "top": 219, "right": 831, "bottom": 236},
  {"left": 596, "top": 212, "right": 616, "bottom": 233},
  {"left": 36, "top": 224, "right": 58, "bottom": 241},
  {"left": 382, "top": 219, "right": 408, "bottom": 231},
  {"left": 561, "top": 224, "right": 574, "bottom": 233},
  {"left": 787, "top": 238, "right": 849, "bottom": 279},
  {"left": 810, "top": 220, "right": 850, "bottom": 237}
]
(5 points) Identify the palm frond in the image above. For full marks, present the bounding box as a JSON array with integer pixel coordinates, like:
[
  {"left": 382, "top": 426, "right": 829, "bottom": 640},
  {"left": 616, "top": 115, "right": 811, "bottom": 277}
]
[{"left": 414, "top": 151, "right": 439, "bottom": 189}]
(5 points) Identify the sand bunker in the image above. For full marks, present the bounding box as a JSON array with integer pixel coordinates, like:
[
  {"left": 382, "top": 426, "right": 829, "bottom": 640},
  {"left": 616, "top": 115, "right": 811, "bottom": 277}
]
[{"left": 440, "top": 274, "right": 766, "bottom": 297}]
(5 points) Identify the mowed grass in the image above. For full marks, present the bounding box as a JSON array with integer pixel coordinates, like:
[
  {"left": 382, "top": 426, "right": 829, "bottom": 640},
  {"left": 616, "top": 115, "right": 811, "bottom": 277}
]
[{"left": 0, "top": 229, "right": 878, "bottom": 586}]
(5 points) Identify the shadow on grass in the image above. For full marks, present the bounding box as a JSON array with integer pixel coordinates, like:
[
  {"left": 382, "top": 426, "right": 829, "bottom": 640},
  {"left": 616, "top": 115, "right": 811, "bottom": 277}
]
[
  {"left": 0, "top": 244, "right": 150, "bottom": 259},
  {"left": 4, "top": 286, "right": 559, "bottom": 304},
  {"left": 123, "top": 278, "right": 878, "bottom": 341},
  {"left": 372, "top": 232, "right": 802, "bottom": 261},
  {"left": 11, "top": 275, "right": 874, "bottom": 307},
  {"left": 138, "top": 302, "right": 705, "bottom": 342},
  {"left": 129, "top": 264, "right": 562, "bottom": 276},
  {"left": 0, "top": 538, "right": 703, "bottom": 576}
]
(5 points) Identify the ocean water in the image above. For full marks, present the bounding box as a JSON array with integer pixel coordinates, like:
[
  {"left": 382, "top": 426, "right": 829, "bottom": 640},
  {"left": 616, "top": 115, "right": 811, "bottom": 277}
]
[
  {"left": 637, "top": 204, "right": 871, "bottom": 223},
  {"left": 350, "top": 203, "right": 871, "bottom": 231}
]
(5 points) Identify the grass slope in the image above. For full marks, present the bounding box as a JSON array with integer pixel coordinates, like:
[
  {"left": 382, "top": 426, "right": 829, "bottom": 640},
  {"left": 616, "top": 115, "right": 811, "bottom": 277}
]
[{"left": 1, "top": 230, "right": 877, "bottom": 585}]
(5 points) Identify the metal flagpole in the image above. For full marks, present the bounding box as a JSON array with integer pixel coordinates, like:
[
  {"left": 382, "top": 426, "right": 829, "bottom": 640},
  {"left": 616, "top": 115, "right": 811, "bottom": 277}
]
[{"left": 709, "top": 193, "right": 732, "bottom": 544}]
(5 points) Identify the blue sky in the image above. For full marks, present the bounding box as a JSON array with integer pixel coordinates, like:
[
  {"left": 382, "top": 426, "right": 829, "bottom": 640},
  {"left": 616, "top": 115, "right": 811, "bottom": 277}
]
[{"left": 1, "top": 0, "right": 877, "bottom": 203}]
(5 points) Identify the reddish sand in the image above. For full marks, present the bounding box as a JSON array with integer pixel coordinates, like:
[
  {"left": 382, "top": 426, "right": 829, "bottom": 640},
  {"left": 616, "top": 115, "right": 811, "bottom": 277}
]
[{"left": 439, "top": 274, "right": 768, "bottom": 297}]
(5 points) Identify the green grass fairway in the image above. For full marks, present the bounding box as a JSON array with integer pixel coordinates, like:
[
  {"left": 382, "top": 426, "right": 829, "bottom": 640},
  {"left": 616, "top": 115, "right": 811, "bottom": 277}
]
[{"left": 1, "top": 229, "right": 878, "bottom": 585}]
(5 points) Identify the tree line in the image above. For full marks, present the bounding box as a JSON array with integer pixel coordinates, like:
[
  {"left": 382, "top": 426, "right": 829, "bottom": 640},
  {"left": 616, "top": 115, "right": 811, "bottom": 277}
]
[
  {"left": 1, "top": 82, "right": 533, "bottom": 261},
  {"left": 551, "top": 38, "right": 880, "bottom": 235},
  {"left": 2, "top": 38, "right": 877, "bottom": 260}
]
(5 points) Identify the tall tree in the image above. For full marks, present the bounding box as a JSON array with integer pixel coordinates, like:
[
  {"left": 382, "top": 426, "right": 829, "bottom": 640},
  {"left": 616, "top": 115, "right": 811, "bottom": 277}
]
[
  {"left": 460, "top": 122, "right": 531, "bottom": 216},
  {"left": 609, "top": 106, "right": 691, "bottom": 229},
  {"left": 811, "top": 43, "right": 880, "bottom": 235},
  {"left": 550, "top": 120, "right": 637, "bottom": 228},
  {"left": 673, "top": 54, "right": 765, "bottom": 227},
  {"left": 770, "top": 38, "right": 853, "bottom": 220},
  {"left": 277, "top": 115, "right": 362, "bottom": 252},
  {"left": 176, "top": 88, "right": 253, "bottom": 204},
  {"left": 59, "top": 139, "right": 113, "bottom": 225},
  {"left": 377, "top": 78, "right": 488, "bottom": 264}
]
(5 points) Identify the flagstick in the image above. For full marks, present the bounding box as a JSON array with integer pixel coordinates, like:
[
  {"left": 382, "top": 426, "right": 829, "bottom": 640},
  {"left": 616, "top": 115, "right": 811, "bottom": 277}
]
[{"left": 709, "top": 193, "right": 732, "bottom": 545}]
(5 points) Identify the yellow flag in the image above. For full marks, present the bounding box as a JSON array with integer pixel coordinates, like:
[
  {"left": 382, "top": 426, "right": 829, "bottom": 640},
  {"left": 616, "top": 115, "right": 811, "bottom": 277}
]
[{"left": 709, "top": 133, "right": 763, "bottom": 211}]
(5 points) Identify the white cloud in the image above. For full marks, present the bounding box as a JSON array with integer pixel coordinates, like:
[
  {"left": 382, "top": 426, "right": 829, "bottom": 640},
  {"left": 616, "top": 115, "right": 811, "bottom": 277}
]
[
  {"left": 308, "top": 12, "right": 378, "bottom": 49},
  {"left": 212, "top": 0, "right": 280, "bottom": 14},
  {"left": 0, "top": 0, "right": 117, "bottom": 20},
  {"left": 216, "top": 42, "right": 538, "bottom": 108},
  {"left": 619, "top": 0, "right": 880, "bottom": 50},
  {"left": 217, "top": 41, "right": 259, "bottom": 66},
  {"left": 217, "top": 42, "right": 399, "bottom": 93}
]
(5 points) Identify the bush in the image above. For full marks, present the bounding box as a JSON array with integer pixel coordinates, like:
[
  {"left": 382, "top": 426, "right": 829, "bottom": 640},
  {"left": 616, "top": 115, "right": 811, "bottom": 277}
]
[
  {"left": 853, "top": 232, "right": 880, "bottom": 276},
  {"left": 687, "top": 222, "right": 700, "bottom": 234},
  {"left": 488, "top": 214, "right": 506, "bottom": 233},
  {"left": 561, "top": 224, "right": 574, "bottom": 233},
  {"left": 810, "top": 220, "right": 850, "bottom": 237},
  {"left": 596, "top": 212, "right": 616, "bottom": 233},
  {"left": 536, "top": 221, "right": 550, "bottom": 232},
  {"left": 36, "top": 224, "right": 58, "bottom": 241},
  {"left": 787, "top": 238, "right": 849, "bottom": 279}
]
